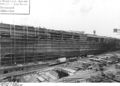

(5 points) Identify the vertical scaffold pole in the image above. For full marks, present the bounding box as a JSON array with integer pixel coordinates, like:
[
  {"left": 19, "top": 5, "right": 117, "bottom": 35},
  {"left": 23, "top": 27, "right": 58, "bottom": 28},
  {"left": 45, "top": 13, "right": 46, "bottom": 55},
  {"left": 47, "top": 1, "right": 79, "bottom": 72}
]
[
  {"left": 10, "top": 24, "right": 12, "bottom": 65},
  {"left": 13, "top": 24, "right": 16, "bottom": 65},
  {"left": 26, "top": 25, "right": 28, "bottom": 63}
]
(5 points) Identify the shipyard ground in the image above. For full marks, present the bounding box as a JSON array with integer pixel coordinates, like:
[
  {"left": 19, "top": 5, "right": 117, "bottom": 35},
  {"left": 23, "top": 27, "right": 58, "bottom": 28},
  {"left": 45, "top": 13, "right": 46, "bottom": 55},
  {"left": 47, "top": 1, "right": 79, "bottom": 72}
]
[{"left": 1, "top": 51, "right": 120, "bottom": 82}]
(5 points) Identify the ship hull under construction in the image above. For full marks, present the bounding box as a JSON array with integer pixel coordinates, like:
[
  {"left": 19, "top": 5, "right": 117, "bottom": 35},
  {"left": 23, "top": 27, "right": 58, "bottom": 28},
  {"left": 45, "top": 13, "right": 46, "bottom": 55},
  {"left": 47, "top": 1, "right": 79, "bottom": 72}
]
[{"left": 0, "top": 23, "right": 120, "bottom": 66}]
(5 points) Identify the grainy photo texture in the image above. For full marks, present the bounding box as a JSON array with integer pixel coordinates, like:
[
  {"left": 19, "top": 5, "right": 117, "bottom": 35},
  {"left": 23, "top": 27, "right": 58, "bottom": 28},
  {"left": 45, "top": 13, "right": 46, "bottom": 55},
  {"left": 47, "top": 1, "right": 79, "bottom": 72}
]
[{"left": 0, "top": 0, "right": 120, "bottom": 83}]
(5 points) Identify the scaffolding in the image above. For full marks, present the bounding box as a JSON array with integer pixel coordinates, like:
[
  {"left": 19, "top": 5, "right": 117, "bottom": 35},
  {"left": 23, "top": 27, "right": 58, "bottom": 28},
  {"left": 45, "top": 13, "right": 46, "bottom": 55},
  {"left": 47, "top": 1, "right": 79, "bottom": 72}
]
[
  {"left": 0, "top": 23, "right": 114, "bottom": 66},
  {"left": 0, "top": 23, "right": 38, "bottom": 66}
]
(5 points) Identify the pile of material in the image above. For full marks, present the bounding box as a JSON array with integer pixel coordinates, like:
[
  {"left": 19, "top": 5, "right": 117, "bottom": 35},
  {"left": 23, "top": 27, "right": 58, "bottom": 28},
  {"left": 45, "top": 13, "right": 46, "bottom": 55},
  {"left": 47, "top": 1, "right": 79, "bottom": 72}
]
[
  {"left": 15, "top": 67, "right": 75, "bottom": 82},
  {"left": 62, "top": 60, "right": 92, "bottom": 71}
]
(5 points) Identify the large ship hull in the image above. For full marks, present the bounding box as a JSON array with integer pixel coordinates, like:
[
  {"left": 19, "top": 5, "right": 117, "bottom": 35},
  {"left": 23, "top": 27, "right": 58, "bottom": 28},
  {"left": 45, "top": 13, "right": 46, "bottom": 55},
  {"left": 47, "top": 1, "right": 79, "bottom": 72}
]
[{"left": 0, "top": 23, "right": 120, "bottom": 66}]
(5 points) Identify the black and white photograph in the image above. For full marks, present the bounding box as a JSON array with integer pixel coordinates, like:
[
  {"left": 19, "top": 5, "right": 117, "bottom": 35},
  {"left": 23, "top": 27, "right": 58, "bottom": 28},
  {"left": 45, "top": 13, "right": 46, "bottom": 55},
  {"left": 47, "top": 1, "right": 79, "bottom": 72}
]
[{"left": 0, "top": 0, "right": 120, "bottom": 84}]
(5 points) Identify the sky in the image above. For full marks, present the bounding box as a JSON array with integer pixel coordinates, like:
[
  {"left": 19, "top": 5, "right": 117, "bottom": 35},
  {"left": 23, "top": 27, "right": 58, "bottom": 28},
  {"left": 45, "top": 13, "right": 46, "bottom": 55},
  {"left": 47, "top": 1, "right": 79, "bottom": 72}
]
[{"left": 0, "top": 0, "right": 120, "bottom": 38}]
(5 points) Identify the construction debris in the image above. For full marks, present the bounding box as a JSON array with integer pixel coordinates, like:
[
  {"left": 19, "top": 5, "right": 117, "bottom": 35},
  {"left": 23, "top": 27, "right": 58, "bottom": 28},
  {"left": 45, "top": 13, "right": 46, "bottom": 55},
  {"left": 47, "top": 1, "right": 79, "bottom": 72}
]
[{"left": 2, "top": 51, "right": 120, "bottom": 82}]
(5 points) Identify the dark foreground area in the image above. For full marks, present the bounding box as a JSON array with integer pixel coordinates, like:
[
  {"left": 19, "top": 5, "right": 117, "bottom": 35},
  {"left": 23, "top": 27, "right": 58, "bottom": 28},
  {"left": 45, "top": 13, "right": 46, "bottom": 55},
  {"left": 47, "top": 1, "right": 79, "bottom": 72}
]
[{"left": 1, "top": 50, "right": 120, "bottom": 83}]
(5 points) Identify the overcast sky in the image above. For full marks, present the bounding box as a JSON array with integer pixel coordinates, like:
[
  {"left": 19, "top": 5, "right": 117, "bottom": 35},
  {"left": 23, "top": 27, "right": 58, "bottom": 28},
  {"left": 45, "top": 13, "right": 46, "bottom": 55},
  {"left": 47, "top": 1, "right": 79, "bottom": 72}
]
[{"left": 0, "top": 0, "right": 120, "bottom": 38}]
